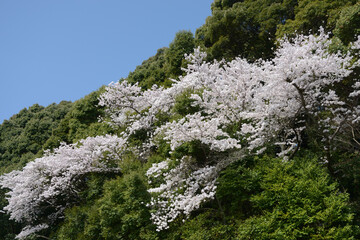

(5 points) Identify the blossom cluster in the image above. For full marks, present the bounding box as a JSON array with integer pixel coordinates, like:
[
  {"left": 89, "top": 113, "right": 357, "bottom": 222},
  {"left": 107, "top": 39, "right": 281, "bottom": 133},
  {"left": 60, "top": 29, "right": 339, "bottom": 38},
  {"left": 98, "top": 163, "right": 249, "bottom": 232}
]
[
  {"left": 146, "top": 156, "right": 218, "bottom": 231},
  {"left": 0, "top": 135, "right": 127, "bottom": 239}
]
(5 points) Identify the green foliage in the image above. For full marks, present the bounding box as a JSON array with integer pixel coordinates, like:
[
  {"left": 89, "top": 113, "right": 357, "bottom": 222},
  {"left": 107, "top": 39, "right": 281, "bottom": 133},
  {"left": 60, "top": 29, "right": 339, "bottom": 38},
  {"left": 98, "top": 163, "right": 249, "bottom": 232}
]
[
  {"left": 211, "top": 0, "right": 241, "bottom": 11},
  {"left": 331, "top": 152, "right": 360, "bottom": 206},
  {"left": 56, "top": 169, "right": 157, "bottom": 240},
  {"left": 276, "top": 0, "right": 357, "bottom": 39},
  {"left": 216, "top": 156, "right": 261, "bottom": 218},
  {"left": 164, "top": 31, "right": 195, "bottom": 78},
  {"left": 334, "top": 2, "right": 360, "bottom": 45},
  {"left": 127, "top": 48, "right": 170, "bottom": 89},
  {"left": 196, "top": 0, "right": 297, "bottom": 61},
  {"left": 97, "top": 172, "right": 155, "bottom": 240},
  {"left": 127, "top": 30, "right": 195, "bottom": 90},
  {"left": 155, "top": 155, "right": 358, "bottom": 240},
  {"left": 176, "top": 212, "right": 235, "bottom": 240},
  {"left": 234, "top": 156, "right": 359, "bottom": 239},
  {"left": 0, "top": 101, "right": 72, "bottom": 174},
  {"left": 0, "top": 188, "right": 20, "bottom": 240},
  {"left": 172, "top": 89, "right": 202, "bottom": 117},
  {"left": 56, "top": 205, "right": 89, "bottom": 240},
  {"left": 55, "top": 173, "right": 118, "bottom": 240},
  {"left": 197, "top": 0, "right": 359, "bottom": 62},
  {"left": 171, "top": 140, "right": 210, "bottom": 164},
  {"left": 43, "top": 88, "right": 113, "bottom": 150}
]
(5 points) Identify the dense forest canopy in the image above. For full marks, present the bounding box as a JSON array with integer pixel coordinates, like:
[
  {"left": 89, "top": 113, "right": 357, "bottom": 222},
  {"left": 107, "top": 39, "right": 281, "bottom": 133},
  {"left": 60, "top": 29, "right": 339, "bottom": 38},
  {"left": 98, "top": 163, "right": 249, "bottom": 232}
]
[
  {"left": 1, "top": 0, "right": 360, "bottom": 239},
  {"left": 0, "top": 101, "right": 72, "bottom": 175}
]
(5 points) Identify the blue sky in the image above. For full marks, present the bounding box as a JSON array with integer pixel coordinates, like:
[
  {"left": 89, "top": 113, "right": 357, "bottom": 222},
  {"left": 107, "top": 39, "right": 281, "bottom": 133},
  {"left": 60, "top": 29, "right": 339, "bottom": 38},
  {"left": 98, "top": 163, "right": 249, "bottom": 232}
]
[{"left": 0, "top": 0, "right": 213, "bottom": 123}]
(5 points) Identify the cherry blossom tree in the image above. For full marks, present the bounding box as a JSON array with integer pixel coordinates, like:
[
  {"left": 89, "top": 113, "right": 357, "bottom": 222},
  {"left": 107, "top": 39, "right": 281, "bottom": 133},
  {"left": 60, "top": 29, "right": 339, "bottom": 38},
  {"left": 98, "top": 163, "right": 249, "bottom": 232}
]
[
  {"left": 115, "top": 30, "right": 358, "bottom": 230},
  {"left": 0, "top": 135, "right": 127, "bottom": 239},
  {"left": 1, "top": 29, "right": 359, "bottom": 236}
]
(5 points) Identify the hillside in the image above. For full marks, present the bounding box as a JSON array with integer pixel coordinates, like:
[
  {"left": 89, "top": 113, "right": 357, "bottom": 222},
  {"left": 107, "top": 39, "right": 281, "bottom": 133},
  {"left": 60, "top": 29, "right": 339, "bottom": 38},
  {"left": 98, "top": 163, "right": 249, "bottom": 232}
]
[{"left": 1, "top": 1, "right": 360, "bottom": 239}]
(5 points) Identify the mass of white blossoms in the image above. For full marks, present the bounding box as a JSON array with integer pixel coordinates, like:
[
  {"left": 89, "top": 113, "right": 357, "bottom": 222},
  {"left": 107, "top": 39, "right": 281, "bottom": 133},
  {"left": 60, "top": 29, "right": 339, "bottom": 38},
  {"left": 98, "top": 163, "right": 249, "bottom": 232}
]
[
  {"left": 100, "top": 29, "right": 360, "bottom": 231},
  {"left": 1, "top": 29, "right": 360, "bottom": 237},
  {"left": 0, "top": 135, "right": 127, "bottom": 238}
]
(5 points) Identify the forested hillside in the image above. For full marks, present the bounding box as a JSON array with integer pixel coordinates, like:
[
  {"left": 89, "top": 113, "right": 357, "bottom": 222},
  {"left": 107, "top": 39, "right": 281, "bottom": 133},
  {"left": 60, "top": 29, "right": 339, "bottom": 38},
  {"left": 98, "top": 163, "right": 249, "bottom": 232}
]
[
  {"left": 0, "top": 101, "right": 72, "bottom": 175},
  {"left": 1, "top": 0, "right": 360, "bottom": 239}
]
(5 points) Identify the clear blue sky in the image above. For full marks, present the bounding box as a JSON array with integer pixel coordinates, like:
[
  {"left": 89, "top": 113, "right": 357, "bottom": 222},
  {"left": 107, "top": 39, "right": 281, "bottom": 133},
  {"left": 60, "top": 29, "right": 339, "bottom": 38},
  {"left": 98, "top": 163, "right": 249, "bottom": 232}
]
[{"left": 0, "top": 0, "right": 213, "bottom": 123}]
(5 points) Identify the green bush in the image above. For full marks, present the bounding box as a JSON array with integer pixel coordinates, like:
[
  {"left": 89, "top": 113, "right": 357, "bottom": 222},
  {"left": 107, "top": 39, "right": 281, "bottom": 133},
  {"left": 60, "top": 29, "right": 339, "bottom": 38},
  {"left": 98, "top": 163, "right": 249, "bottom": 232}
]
[
  {"left": 235, "top": 156, "right": 359, "bottom": 239},
  {"left": 56, "top": 171, "right": 157, "bottom": 240}
]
